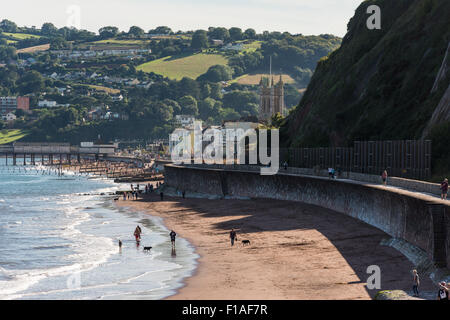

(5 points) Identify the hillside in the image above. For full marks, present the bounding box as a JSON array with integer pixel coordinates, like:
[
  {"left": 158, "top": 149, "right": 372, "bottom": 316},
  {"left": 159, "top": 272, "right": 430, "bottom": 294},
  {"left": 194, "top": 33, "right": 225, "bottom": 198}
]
[
  {"left": 281, "top": 0, "right": 450, "bottom": 178},
  {"left": 137, "top": 53, "right": 228, "bottom": 80}
]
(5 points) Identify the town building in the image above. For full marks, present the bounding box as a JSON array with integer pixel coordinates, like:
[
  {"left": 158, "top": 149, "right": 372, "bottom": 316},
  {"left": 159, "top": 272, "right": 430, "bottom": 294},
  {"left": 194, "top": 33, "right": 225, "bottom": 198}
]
[
  {"left": 175, "top": 115, "right": 196, "bottom": 128},
  {"left": 258, "top": 75, "right": 285, "bottom": 122},
  {"left": 38, "top": 100, "right": 57, "bottom": 108},
  {"left": 1, "top": 112, "right": 17, "bottom": 122},
  {"left": 0, "top": 96, "right": 30, "bottom": 116}
]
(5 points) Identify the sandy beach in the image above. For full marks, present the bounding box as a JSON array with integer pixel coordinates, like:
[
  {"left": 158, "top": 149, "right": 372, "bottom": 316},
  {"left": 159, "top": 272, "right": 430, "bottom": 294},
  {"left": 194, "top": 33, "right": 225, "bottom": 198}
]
[{"left": 117, "top": 193, "right": 435, "bottom": 300}]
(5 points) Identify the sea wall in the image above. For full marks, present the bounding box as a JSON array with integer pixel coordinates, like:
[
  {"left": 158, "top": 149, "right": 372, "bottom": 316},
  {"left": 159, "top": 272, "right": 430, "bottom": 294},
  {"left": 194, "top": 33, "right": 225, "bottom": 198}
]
[{"left": 164, "top": 164, "right": 450, "bottom": 268}]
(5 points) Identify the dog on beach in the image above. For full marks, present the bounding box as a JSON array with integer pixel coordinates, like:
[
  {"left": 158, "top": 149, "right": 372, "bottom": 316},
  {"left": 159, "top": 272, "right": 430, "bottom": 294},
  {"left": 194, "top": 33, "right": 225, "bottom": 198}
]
[
  {"left": 143, "top": 246, "right": 152, "bottom": 252},
  {"left": 242, "top": 240, "right": 251, "bottom": 246},
  {"left": 113, "top": 197, "right": 119, "bottom": 201}
]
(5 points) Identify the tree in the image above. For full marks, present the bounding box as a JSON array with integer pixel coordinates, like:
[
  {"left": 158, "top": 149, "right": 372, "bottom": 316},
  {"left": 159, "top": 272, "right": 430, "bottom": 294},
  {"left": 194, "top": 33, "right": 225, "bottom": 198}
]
[
  {"left": 197, "top": 64, "right": 233, "bottom": 82},
  {"left": 207, "top": 27, "right": 230, "bottom": 41},
  {"left": 149, "top": 26, "right": 172, "bottom": 35},
  {"left": 244, "top": 28, "right": 257, "bottom": 39},
  {"left": 41, "top": 23, "right": 58, "bottom": 36},
  {"left": 178, "top": 95, "right": 198, "bottom": 116},
  {"left": 222, "top": 90, "right": 258, "bottom": 111},
  {"left": 0, "top": 19, "right": 17, "bottom": 33},
  {"left": 198, "top": 98, "right": 219, "bottom": 119},
  {"left": 17, "top": 71, "right": 45, "bottom": 94},
  {"left": 128, "top": 26, "right": 144, "bottom": 38},
  {"left": 50, "top": 37, "right": 71, "bottom": 50},
  {"left": 229, "top": 27, "right": 243, "bottom": 41},
  {"left": 191, "top": 30, "right": 208, "bottom": 50},
  {"left": 0, "top": 46, "right": 17, "bottom": 62},
  {"left": 99, "top": 26, "right": 119, "bottom": 39},
  {"left": 178, "top": 77, "right": 200, "bottom": 99}
]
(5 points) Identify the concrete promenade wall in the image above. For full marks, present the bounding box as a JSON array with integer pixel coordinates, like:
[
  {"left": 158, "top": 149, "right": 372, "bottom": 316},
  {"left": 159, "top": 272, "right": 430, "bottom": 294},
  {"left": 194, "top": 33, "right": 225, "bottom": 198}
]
[{"left": 165, "top": 164, "right": 450, "bottom": 268}]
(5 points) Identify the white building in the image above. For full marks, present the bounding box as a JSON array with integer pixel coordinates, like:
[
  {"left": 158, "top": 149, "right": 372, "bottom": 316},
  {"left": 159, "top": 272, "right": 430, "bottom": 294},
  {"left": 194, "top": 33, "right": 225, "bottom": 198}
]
[
  {"left": 2, "top": 112, "right": 16, "bottom": 122},
  {"left": 38, "top": 100, "right": 57, "bottom": 108},
  {"left": 175, "top": 115, "right": 196, "bottom": 128}
]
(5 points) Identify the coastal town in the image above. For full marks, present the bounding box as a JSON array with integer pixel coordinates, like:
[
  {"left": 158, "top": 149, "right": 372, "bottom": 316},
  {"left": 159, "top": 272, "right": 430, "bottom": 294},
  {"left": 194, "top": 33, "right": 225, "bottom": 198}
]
[{"left": 0, "top": 0, "right": 449, "bottom": 308}]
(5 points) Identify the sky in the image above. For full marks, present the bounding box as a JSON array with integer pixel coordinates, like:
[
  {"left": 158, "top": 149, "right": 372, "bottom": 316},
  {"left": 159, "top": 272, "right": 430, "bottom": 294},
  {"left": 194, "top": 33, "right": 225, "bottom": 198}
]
[{"left": 2, "top": 0, "right": 364, "bottom": 37}]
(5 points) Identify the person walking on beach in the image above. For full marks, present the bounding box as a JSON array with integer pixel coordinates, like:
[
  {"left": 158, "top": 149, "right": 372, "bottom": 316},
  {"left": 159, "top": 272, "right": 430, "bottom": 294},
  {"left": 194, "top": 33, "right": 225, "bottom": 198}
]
[
  {"left": 134, "top": 225, "right": 142, "bottom": 242},
  {"left": 381, "top": 170, "right": 388, "bottom": 186},
  {"left": 160, "top": 191, "right": 164, "bottom": 201},
  {"left": 230, "top": 229, "right": 237, "bottom": 246},
  {"left": 170, "top": 230, "right": 176, "bottom": 248},
  {"left": 412, "top": 269, "right": 420, "bottom": 297},
  {"left": 441, "top": 178, "right": 448, "bottom": 200},
  {"left": 182, "top": 190, "right": 186, "bottom": 199},
  {"left": 437, "top": 282, "right": 449, "bottom": 300}
]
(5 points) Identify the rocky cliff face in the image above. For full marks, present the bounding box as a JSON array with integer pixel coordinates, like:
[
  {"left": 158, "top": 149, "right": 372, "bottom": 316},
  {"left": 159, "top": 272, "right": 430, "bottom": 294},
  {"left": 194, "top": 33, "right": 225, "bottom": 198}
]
[{"left": 282, "top": 0, "right": 449, "bottom": 151}]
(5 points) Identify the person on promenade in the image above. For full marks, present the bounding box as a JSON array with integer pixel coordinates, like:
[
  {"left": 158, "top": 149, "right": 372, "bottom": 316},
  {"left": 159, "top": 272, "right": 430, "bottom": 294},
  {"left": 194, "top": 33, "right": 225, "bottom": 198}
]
[
  {"left": 160, "top": 191, "right": 164, "bottom": 201},
  {"left": 131, "top": 184, "right": 134, "bottom": 192},
  {"left": 381, "top": 170, "right": 388, "bottom": 186},
  {"left": 182, "top": 190, "right": 186, "bottom": 199},
  {"left": 123, "top": 192, "right": 126, "bottom": 201},
  {"left": 437, "top": 282, "right": 449, "bottom": 300},
  {"left": 230, "top": 229, "right": 237, "bottom": 246},
  {"left": 328, "top": 168, "right": 333, "bottom": 179},
  {"left": 283, "top": 161, "right": 288, "bottom": 171},
  {"left": 412, "top": 269, "right": 420, "bottom": 297},
  {"left": 441, "top": 178, "right": 448, "bottom": 200},
  {"left": 170, "top": 230, "right": 177, "bottom": 248}
]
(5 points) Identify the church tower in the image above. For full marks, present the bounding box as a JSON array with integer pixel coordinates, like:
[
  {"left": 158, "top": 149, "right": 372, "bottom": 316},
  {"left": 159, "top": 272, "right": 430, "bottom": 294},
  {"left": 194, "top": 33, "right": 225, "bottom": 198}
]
[{"left": 258, "top": 74, "right": 285, "bottom": 122}]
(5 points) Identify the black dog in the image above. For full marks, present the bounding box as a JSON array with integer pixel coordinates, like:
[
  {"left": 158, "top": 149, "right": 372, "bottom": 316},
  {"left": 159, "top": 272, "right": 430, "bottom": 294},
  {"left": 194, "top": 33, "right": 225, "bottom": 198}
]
[
  {"left": 143, "top": 246, "right": 152, "bottom": 252},
  {"left": 242, "top": 240, "right": 251, "bottom": 246},
  {"left": 113, "top": 197, "right": 119, "bottom": 201}
]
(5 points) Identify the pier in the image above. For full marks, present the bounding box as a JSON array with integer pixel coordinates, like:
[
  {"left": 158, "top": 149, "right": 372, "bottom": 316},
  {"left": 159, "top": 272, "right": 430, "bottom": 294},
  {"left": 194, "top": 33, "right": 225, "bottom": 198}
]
[{"left": 0, "top": 142, "right": 119, "bottom": 166}]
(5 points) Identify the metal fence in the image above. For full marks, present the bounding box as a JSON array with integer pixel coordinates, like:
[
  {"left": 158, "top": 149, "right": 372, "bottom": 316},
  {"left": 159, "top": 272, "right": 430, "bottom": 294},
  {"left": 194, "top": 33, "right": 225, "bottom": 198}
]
[{"left": 279, "top": 140, "right": 432, "bottom": 180}]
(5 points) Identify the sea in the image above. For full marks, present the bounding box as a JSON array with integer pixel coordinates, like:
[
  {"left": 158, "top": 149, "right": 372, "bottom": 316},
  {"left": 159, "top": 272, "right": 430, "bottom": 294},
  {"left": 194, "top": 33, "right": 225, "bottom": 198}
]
[{"left": 0, "top": 159, "right": 198, "bottom": 300}]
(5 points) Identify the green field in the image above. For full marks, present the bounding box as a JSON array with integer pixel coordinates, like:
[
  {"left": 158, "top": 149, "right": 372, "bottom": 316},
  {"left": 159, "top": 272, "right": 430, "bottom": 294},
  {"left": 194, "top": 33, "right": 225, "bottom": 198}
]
[
  {"left": 0, "top": 129, "right": 28, "bottom": 145},
  {"left": 92, "top": 39, "right": 150, "bottom": 45},
  {"left": 137, "top": 53, "right": 229, "bottom": 80},
  {"left": 2, "top": 32, "right": 41, "bottom": 40},
  {"left": 241, "top": 40, "right": 262, "bottom": 53}
]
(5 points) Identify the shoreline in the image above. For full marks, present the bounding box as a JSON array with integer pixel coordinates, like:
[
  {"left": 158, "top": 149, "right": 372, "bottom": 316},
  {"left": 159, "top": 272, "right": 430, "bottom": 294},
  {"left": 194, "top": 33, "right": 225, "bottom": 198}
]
[{"left": 116, "top": 192, "right": 437, "bottom": 300}]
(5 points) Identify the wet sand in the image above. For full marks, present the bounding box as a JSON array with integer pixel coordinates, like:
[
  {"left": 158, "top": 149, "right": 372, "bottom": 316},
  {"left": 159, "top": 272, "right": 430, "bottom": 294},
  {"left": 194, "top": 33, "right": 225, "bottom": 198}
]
[{"left": 117, "top": 193, "right": 435, "bottom": 300}]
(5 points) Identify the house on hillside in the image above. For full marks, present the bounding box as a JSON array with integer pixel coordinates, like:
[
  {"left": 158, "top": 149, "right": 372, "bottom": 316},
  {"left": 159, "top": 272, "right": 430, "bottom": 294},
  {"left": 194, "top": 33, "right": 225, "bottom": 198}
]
[
  {"left": 175, "top": 115, "right": 196, "bottom": 128},
  {"left": 38, "top": 100, "right": 57, "bottom": 108},
  {"left": 1, "top": 112, "right": 17, "bottom": 122},
  {"left": 111, "top": 94, "right": 123, "bottom": 102}
]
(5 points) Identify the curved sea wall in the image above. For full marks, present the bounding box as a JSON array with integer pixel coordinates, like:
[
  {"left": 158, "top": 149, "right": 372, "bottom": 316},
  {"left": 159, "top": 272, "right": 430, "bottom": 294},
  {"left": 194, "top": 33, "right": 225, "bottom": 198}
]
[{"left": 164, "top": 164, "right": 450, "bottom": 268}]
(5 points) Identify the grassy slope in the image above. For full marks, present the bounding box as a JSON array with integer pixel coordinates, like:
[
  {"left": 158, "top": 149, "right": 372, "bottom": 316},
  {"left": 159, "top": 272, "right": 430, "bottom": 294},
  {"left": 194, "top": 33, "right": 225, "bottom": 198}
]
[
  {"left": 0, "top": 129, "right": 28, "bottom": 144},
  {"left": 232, "top": 73, "right": 296, "bottom": 85},
  {"left": 2, "top": 32, "right": 41, "bottom": 40},
  {"left": 137, "top": 53, "right": 228, "bottom": 80}
]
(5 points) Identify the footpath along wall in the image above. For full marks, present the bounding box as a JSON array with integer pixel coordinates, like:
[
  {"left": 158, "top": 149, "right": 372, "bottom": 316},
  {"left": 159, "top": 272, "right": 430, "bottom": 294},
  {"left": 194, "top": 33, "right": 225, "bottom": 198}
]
[{"left": 164, "top": 164, "right": 450, "bottom": 268}]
